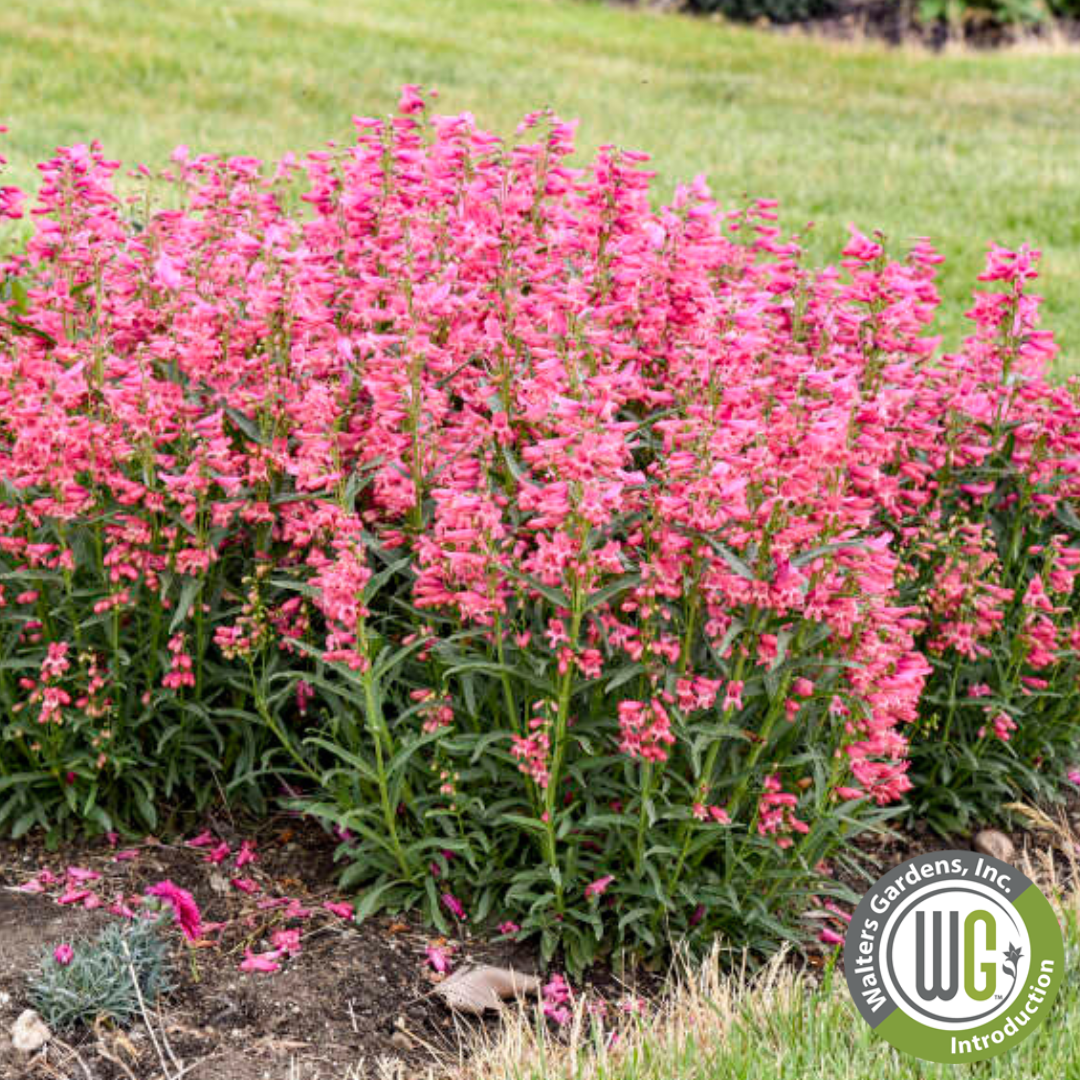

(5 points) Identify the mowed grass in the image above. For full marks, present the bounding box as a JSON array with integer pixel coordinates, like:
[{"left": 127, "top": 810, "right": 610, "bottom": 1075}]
[{"left": 0, "top": 0, "right": 1078, "bottom": 371}]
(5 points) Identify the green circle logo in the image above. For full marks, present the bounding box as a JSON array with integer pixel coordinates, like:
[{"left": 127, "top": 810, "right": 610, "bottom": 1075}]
[{"left": 844, "top": 849, "right": 1064, "bottom": 1063}]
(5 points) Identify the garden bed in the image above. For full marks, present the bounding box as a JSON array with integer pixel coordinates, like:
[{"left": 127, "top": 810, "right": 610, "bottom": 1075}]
[
  {"left": 0, "top": 817, "right": 662, "bottom": 1080},
  {"left": 628, "top": 0, "right": 1080, "bottom": 48},
  {"left": 776, "top": 0, "right": 1080, "bottom": 48},
  {"left": 1, "top": 799, "right": 1076, "bottom": 1079}
]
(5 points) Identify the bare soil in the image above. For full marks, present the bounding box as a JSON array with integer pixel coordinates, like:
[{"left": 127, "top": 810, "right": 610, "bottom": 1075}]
[
  {"left": 0, "top": 818, "right": 653, "bottom": 1080},
  {"left": 0, "top": 799, "right": 1075, "bottom": 1079},
  {"left": 0, "top": 820, "right": 528, "bottom": 1080}
]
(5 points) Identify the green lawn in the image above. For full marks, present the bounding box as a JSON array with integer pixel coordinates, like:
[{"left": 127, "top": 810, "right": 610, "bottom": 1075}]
[{"left": 1, "top": 0, "right": 1078, "bottom": 371}]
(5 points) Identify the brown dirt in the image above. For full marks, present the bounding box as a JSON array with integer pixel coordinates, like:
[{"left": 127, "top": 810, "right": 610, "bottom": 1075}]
[
  {"left": 0, "top": 798, "right": 1076, "bottom": 1078},
  {"left": 0, "top": 818, "right": 652, "bottom": 1080}
]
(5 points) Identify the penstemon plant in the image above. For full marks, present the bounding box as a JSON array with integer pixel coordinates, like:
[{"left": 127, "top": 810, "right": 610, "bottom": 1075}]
[{"left": 0, "top": 95, "right": 1077, "bottom": 971}]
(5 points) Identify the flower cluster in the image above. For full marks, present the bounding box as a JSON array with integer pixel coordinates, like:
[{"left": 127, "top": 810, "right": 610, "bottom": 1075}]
[{"left": 0, "top": 94, "right": 1077, "bottom": 969}]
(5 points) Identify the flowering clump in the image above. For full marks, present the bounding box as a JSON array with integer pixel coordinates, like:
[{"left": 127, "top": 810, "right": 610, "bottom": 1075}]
[
  {"left": 30, "top": 919, "right": 172, "bottom": 1030},
  {"left": 0, "top": 92, "right": 1078, "bottom": 971}
]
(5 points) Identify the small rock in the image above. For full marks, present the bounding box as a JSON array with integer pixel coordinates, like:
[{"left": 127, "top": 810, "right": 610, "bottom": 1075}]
[
  {"left": 208, "top": 872, "right": 230, "bottom": 895},
  {"left": 11, "top": 1009, "right": 51, "bottom": 1053},
  {"left": 390, "top": 1030, "right": 413, "bottom": 1052},
  {"left": 974, "top": 829, "right": 1015, "bottom": 864}
]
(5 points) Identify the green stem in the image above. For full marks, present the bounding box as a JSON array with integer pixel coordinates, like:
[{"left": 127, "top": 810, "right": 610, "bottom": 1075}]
[
  {"left": 542, "top": 595, "right": 583, "bottom": 915},
  {"left": 249, "top": 659, "right": 322, "bottom": 788},
  {"left": 360, "top": 664, "right": 415, "bottom": 882}
]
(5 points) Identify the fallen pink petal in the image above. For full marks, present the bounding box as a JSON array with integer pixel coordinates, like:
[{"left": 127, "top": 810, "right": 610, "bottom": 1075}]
[
  {"left": 322, "top": 901, "right": 353, "bottom": 920},
  {"left": 425, "top": 945, "right": 452, "bottom": 973},
  {"left": 239, "top": 948, "right": 281, "bottom": 974}
]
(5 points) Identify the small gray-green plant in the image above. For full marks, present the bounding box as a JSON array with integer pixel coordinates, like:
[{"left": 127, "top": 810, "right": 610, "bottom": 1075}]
[{"left": 30, "top": 917, "right": 173, "bottom": 1031}]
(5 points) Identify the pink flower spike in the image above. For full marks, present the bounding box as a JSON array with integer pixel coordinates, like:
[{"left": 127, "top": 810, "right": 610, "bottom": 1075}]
[
  {"left": 114, "top": 849, "right": 140, "bottom": 862},
  {"left": 239, "top": 948, "right": 281, "bottom": 974},
  {"left": 186, "top": 830, "right": 215, "bottom": 848},
  {"left": 820, "top": 927, "right": 845, "bottom": 946},
  {"left": 18, "top": 880, "right": 44, "bottom": 894},
  {"left": 105, "top": 832, "right": 119, "bottom": 848},
  {"left": 53, "top": 944, "right": 74, "bottom": 966},
  {"left": 231, "top": 877, "right": 261, "bottom": 895},
  {"left": 323, "top": 901, "right": 354, "bottom": 920},
  {"left": 585, "top": 875, "right": 614, "bottom": 899},
  {"left": 496, "top": 921, "right": 520, "bottom": 936}
]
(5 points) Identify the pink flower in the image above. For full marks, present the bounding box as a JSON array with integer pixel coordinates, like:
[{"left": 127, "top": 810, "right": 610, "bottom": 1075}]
[
  {"left": 284, "top": 899, "right": 313, "bottom": 920},
  {"left": 231, "top": 877, "right": 261, "bottom": 895},
  {"left": 425, "top": 945, "right": 452, "bottom": 973},
  {"left": 239, "top": 948, "right": 281, "bottom": 974},
  {"left": 819, "top": 927, "right": 845, "bottom": 946},
  {"left": 398, "top": 84, "right": 426, "bottom": 114},
  {"left": 322, "top": 901, "right": 354, "bottom": 920},
  {"left": 585, "top": 875, "right": 614, "bottom": 899},
  {"left": 204, "top": 842, "right": 231, "bottom": 864},
  {"left": 53, "top": 944, "right": 74, "bottom": 966},
  {"left": 235, "top": 840, "right": 258, "bottom": 869},
  {"left": 145, "top": 880, "right": 203, "bottom": 942},
  {"left": 722, "top": 680, "right": 745, "bottom": 713},
  {"left": 271, "top": 928, "right": 302, "bottom": 955},
  {"left": 153, "top": 253, "right": 183, "bottom": 290},
  {"left": 65, "top": 866, "right": 100, "bottom": 883},
  {"left": 497, "top": 921, "right": 520, "bottom": 936},
  {"left": 57, "top": 888, "right": 92, "bottom": 906},
  {"left": 542, "top": 973, "right": 572, "bottom": 1025}
]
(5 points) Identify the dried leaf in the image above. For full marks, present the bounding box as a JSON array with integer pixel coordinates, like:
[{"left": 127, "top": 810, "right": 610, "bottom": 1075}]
[{"left": 434, "top": 965, "right": 540, "bottom": 1015}]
